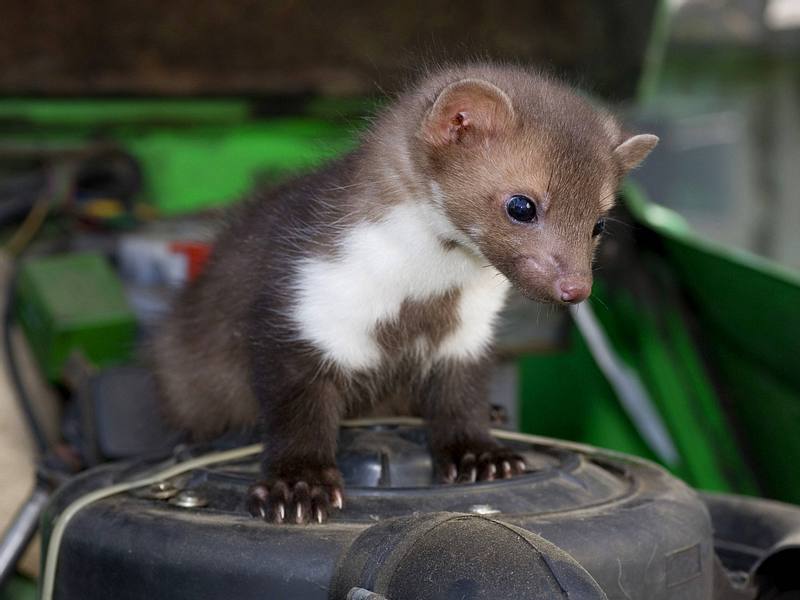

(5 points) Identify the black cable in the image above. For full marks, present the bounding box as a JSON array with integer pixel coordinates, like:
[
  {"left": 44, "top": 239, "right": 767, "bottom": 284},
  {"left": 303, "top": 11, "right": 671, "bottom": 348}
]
[
  {"left": 3, "top": 266, "right": 50, "bottom": 455},
  {"left": 0, "top": 147, "right": 143, "bottom": 457},
  {"left": 0, "top": 172, "right": 44, "bottom": 225}
]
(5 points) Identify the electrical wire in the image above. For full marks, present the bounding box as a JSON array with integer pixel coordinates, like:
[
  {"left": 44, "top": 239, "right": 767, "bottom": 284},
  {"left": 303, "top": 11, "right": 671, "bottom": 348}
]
[
  {"left": 0, "top": 163, "right": 76, "bottom": 455},
  {"left": 1, "top": 164, "right": 69, "bottom": 257},
  {"left": 1, "top": 151, "right": 140, "bottom": 591},
  {"left": 0, "top": 261, "right": 50, "bottom": 455},
  {"left": 3, "top": 196, "right": 51, "bottom": 257},
  {"left": 40, "top": 443, "right": 262, "bottom": 600}
]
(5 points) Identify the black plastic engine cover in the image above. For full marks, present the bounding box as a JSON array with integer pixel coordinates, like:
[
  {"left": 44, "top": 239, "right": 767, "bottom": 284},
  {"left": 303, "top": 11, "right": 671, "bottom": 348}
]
[{"left": 42, "top": 424, "right": 717, "bottom": 600}]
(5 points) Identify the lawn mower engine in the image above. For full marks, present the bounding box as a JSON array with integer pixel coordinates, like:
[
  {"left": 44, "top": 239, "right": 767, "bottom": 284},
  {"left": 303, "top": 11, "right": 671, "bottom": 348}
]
[{"left": 41, "top": 423, "right": 800, "bottom": 600}]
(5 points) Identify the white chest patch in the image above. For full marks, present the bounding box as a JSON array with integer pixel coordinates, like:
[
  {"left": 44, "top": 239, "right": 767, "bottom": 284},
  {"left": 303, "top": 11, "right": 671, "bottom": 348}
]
[{"left": 291, "top": 202, "right": 510, "bottom": 371}]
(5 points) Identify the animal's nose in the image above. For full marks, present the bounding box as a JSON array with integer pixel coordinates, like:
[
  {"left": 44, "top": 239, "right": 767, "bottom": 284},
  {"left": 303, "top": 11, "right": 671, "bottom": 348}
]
[{"left": 557, "top": 277, "right": 591, "bottom": 304}]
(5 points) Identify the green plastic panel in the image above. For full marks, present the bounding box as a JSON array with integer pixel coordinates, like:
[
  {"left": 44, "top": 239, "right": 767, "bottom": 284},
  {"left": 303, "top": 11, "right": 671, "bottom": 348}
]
[
  {"left": 0, "top": 99, "right": 359, "bottom": 215},
  {"left": 120, "top": 119, "right": 355, "bottom": 214},
  {"left": 624, "top": 184, "right": 800, "bottom": 502},
  {"left": 0, "top": 576, "right": 35, "bottom": 600},
  {"left": 15, "top": 252, "right": 137, "bottom": 380}
]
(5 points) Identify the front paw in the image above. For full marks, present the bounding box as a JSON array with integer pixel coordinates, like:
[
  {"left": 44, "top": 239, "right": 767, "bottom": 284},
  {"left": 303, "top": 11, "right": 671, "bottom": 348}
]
[
  {"left": 437, "top": 444, "right": 526, "bottom": 484},
  {"left": 247, "top": 465, "right": 344, "bottom": 524}
]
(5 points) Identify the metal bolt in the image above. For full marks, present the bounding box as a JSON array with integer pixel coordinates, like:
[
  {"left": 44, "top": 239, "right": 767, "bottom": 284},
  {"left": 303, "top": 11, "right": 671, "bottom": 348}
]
[
  {"left": 170, "top": 489, "right": 208, "bottom": 509},
  {"left": 347, "top": 588, "right": 389, "bottom": 600},
  {"left": 145, "top": 481, "right": 179, "bottom": 500},
  {"left": 469, "top": 504, "right": 500, "bottom": 516}
]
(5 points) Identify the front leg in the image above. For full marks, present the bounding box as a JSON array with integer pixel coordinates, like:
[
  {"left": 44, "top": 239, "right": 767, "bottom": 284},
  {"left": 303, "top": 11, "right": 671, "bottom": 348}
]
[
  {"left": 247, "top": 370, "right": 345, "bottom": 525},
  {"left": 422, "top": 358, "right": 526, "bottom": 483}
]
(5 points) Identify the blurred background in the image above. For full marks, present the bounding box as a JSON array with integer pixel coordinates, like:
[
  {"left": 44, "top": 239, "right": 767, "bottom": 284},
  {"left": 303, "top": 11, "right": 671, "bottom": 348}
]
[{"left": 0, "top": 0, "right": 798, "bottom": 597}]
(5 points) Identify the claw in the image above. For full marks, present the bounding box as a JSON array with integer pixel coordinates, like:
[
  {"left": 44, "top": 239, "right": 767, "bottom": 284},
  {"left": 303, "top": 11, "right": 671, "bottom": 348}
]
[
  {"left": 441, "top": 445, "right": 526, "bottom": 485},
  {"left": 249, "top": 467, "right": 344, "bottom": 525},
  {"left": 456, "top": 453, "right": 478, "bottom": 483}
]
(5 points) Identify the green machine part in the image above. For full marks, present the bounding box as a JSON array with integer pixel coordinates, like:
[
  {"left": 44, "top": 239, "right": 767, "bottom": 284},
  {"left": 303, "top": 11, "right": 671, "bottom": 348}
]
[
  {"left": 518, "top": 239, "right": 762, "bottom": 498},
  {"left": 14, "top": 252, "right": 137, "bottom": 381},
  {"left": 625, "top": 186, "right": 800, "bottom": 503},
  {"left": 0, "top": 98, "right": 360, "bottom": 215},
  {"left": 521, "top": 183, "right": 799, "bottom": 503}
]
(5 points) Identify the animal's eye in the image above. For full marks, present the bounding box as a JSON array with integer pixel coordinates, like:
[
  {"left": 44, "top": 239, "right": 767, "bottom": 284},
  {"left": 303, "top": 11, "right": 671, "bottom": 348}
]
[
  {"left": 506, "top": 195, "right": 537, "bottom": 223},
  {"left": 592, "top": 218, "right": 606, "bottom": 237}
]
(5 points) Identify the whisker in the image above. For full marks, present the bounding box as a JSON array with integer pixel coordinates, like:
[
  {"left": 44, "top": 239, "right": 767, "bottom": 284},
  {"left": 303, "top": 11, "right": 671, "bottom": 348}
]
[
  {"left": 591, "top": 296, "right": 609, "bottom": 312},
  {"left": 605, "top": 216, "right": 632, "bottom": 229}
]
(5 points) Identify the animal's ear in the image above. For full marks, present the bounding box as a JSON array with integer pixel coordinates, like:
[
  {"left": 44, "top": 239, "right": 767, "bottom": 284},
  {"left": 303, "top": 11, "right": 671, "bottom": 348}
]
[
  {"left": 419, "top": 78, "right": 515, "bottom": 146},
  {"left": 614, "top": 134, "right": 659, "bottom": 172}
]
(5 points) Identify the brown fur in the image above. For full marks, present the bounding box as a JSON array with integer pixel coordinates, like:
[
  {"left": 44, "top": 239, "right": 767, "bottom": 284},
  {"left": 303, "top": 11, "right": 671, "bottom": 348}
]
[
  {"left": 150, "top": 63, "right": 657, "bottom": 523},
  {"left": 408, "top": 68, "right": 622, "bottom": 300},
  {"left": 375, "top": 290, "right": 462, "bottom": 357}
]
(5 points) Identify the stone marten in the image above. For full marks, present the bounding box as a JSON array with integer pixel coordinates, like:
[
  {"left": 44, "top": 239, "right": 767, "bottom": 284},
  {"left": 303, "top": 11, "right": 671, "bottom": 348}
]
[{"left": 151, "top": 64, "right": 658, "bottom": 524}]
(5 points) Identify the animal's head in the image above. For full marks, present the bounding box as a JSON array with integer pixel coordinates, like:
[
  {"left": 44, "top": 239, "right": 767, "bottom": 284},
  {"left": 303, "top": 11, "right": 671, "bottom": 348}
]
[{"left": 412, "top": 70, "right": 657, "bottom": 304}]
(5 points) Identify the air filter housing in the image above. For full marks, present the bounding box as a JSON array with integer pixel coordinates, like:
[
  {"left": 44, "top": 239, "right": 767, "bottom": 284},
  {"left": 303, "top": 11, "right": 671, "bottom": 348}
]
[{"left": 42, "top": 423, "right": 748, "bottom": 599}]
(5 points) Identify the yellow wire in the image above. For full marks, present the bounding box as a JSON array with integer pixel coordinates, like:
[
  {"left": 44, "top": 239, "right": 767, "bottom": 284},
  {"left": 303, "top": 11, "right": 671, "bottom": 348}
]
[
  {"left": 3, "top": 193, "right": 51, "bottom": 257},
  {"left": 3, "top": 162, "right": 75, "bottom": 256}
]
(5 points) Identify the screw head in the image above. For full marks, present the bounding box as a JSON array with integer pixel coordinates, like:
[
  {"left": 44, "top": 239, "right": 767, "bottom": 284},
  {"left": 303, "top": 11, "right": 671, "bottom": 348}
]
[
  {"left": 146, "top": 481, "right": 179, "bottom": 500},
  {"left": 170, "top": 489, "right": 208, "bottom": 509},
  {"left": 469, "top": 504, "right": 500, "bottom": 516}
]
